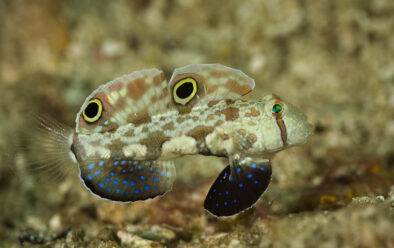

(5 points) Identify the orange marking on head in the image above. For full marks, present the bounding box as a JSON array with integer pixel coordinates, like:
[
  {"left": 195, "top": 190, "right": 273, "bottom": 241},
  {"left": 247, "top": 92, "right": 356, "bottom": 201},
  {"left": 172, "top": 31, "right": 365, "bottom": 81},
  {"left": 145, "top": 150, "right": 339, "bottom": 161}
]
[
  {"left": 244, "top": 113, "right": 251, "bottom": 117},
  {"left": 248, "top": 121, "right": 256, "bottom": 126},
  {"left": 251, "top": 108, "right": 260, "bottom": 116}
]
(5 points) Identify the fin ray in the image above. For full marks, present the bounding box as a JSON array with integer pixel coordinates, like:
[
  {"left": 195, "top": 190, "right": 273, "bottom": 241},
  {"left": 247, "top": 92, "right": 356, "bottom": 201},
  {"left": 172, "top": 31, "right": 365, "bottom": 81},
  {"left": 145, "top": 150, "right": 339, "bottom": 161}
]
[{"left": 23, "top": 113, "right": 76, "bottom": 181}]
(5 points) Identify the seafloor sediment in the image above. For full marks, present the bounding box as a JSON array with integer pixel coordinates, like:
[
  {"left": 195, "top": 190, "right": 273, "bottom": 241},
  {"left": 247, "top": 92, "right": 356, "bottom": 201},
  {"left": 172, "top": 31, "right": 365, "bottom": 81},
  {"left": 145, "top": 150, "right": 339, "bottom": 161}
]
[{"left": 0, "top": 0, "right": 393, "bottom": 247}]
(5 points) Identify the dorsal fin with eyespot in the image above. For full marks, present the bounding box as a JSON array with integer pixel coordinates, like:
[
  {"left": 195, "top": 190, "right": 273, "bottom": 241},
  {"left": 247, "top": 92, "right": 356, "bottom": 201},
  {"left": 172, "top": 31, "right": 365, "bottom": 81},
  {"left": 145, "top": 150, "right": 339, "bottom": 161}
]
[
  {"left": 168, "top": 64, "right": 255, "bottom": 113},
  {"left": 76, "top": 69, "right": 172, "bottom": 134}
]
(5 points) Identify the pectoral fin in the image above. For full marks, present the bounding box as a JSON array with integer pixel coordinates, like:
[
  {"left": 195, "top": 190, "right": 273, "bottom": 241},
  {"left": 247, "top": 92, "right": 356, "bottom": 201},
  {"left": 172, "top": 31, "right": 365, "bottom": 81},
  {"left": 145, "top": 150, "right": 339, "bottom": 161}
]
[{"left": 204, "top": 159, "right": 272, "bottom": 217}]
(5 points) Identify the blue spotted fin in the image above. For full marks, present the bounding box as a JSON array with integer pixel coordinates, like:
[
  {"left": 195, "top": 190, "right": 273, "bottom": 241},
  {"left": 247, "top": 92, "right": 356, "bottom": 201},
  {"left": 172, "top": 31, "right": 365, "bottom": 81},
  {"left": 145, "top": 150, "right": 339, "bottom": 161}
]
[
  {"left": 79, "top": 159, "right": 175, "bottom": 201},
  {"left": 204, "top": 159, "right": 272, "bottom": 217}
]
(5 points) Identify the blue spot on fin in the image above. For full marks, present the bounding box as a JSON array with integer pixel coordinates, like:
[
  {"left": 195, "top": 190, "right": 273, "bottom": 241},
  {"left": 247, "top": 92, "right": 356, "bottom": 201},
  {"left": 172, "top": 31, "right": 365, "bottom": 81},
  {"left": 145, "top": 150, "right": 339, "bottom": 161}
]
[
  {"left": 204, "top": 159, "right": 272, "bottom": 217},
  {"left": 79, "top": 159, "right": 176, "bottom": 202}
]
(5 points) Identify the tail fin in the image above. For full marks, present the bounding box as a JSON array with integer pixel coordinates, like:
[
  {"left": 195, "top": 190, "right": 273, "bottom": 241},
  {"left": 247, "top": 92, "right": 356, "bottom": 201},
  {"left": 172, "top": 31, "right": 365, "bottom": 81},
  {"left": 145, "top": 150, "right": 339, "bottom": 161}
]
[{"left": 23, "top": 114, "right": 76, "bottom": 181}]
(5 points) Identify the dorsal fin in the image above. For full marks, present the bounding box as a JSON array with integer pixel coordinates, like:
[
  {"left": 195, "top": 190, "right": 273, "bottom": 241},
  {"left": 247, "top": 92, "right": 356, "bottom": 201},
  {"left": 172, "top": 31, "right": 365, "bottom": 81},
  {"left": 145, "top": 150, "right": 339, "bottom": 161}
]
[
  {"left": 76, "top": 65, "right": 255, "bottom": 133},
  {"left": 168, "top": 64, "right": 255, "bottom": 113},
  {"left": 76, "top": 69, "right": 171, "bottom": 134}
]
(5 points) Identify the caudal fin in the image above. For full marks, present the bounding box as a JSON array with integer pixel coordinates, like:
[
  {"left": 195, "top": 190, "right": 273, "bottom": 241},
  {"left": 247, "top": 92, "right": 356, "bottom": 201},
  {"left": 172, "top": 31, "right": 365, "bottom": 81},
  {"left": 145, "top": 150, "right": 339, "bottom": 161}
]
[{"left": 24, "top": 114, "right": 76, "bottom": 181}]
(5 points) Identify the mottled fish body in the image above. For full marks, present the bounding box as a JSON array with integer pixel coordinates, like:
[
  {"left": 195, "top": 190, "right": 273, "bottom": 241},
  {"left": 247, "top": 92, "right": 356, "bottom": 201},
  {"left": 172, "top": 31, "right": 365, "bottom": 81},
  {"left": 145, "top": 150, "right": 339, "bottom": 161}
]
[{"left": 35, "top": 64, "right": 313, "bottom": 217}]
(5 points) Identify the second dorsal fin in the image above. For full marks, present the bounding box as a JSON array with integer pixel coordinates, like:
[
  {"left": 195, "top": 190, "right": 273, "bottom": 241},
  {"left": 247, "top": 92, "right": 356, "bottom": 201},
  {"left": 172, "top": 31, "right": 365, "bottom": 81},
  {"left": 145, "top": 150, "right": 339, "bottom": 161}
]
[{"left": 168, "top": 64, "right": 255, "bottom": 113}]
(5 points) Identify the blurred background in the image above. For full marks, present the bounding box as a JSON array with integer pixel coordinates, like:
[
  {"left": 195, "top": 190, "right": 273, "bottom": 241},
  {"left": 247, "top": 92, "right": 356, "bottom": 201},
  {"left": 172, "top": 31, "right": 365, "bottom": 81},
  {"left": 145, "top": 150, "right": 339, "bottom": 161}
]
[{"left": 0, "top": 0, "right": 393, "bottom": 247}]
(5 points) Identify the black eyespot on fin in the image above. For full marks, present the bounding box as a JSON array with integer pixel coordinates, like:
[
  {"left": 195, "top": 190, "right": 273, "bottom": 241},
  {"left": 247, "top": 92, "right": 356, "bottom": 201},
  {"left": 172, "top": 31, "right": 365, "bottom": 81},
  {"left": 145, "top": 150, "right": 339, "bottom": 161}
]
[
  {"left": 176, "top": 82, "right": 194, "bottom": 99},
  {"left": 204, "top": 160, "right": 272, "bottom": 217},
  {"left": 84, "top": 102, "right": 99, "bottom": 118}
]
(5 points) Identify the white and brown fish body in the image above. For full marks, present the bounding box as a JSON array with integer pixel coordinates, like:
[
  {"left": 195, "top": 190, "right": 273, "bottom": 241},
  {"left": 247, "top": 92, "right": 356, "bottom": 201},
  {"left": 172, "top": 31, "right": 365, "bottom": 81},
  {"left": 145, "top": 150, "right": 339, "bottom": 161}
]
[{"left": 39, "top": 64, "right": 313, "bottom": 217}]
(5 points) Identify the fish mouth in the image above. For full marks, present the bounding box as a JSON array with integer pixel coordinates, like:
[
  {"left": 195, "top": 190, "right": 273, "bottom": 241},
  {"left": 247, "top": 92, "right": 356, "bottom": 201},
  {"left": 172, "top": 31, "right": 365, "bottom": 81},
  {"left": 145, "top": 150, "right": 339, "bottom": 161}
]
[
  {"left": 289, "top": 121, "right": 314, "bottom": 146},
  {"left": 298, "top": 121, "right": 314, "bottom": 142}
]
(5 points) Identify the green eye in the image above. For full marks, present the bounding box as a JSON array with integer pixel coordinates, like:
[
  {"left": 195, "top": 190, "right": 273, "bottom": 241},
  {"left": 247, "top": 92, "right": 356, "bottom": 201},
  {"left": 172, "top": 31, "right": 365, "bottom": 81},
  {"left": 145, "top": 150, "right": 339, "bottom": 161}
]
[{"left": 272, "top": 103, "right": 283, "bottom": 114}]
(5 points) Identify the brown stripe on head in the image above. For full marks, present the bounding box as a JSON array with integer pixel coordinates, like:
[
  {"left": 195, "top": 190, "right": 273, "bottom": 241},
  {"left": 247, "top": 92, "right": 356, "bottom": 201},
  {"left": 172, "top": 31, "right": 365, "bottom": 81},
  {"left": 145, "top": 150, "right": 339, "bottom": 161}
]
[
  {"left": 271, "top": 96, "right": 287, "bottom": 146},
  {"left": 276, "top": 118, "right": 287, "bottom": 146}
]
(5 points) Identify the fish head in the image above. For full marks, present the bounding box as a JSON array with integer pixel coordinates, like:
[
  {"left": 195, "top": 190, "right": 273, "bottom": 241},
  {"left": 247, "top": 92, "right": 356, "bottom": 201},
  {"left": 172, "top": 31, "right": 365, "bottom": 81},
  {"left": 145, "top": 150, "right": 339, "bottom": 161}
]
[{"left": 259, "top": 94, "right": 313, "bottom": 152}]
